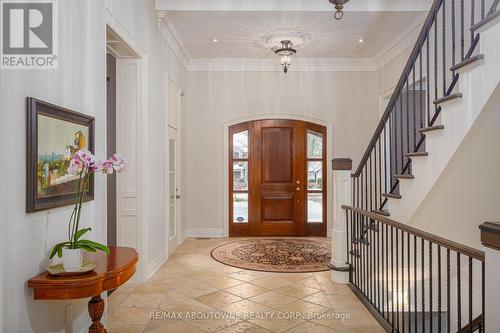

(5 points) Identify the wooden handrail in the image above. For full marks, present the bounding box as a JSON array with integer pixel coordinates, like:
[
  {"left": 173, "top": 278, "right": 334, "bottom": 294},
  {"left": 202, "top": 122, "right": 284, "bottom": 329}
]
[
  {"left": 352, "top": 0, "right": 443, "bottom": 177},
  {"left": 342, "top": 205, "right": 485, "bottom": 261}
]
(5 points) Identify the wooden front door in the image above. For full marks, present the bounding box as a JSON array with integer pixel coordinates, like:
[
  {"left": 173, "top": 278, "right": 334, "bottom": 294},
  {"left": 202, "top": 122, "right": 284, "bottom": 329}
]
[{"left": 229, "top": 119, "right": 327, "bottom": 237}]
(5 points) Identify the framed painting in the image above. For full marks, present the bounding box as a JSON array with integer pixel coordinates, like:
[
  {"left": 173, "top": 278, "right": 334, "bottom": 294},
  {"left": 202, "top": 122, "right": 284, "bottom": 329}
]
[{"left": 26, "top": 97, "right": 95, "bottom": 212}]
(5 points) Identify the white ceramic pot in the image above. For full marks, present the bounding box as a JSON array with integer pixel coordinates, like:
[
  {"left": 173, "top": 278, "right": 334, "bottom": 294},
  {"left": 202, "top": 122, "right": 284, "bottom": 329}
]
[{"left": 62, "top": 248, "right": 83, "bottom": 272}]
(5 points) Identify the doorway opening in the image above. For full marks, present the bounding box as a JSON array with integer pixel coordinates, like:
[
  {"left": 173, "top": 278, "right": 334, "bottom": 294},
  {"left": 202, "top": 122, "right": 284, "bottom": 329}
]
[{"left": 229, "top": 119, "right": 327, "bottom": 237}]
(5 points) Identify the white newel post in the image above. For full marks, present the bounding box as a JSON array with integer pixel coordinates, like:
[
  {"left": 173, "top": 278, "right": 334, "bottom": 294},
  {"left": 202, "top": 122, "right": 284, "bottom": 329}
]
[
  {"left": 480, "top": 222, "right": 500, "bottom": 332},
  {"left": 330, "top": 158, "right": 352, "bottom": 284}
]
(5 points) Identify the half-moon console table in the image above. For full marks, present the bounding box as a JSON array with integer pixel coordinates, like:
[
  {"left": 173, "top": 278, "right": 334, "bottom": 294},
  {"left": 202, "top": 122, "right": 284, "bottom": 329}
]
[{"left": 27, "top": 246, "right": 139, "bottom": 333}]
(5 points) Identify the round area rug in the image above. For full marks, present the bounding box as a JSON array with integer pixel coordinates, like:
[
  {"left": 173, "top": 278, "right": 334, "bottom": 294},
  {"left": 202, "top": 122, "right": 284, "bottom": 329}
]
[{"left": 210, "top": 238, "right": 331, "bottom": 273}]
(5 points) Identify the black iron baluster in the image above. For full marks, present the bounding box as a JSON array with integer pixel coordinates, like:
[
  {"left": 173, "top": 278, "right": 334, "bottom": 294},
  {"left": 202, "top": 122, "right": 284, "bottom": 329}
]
[
  {"left": 471, "top": 0, "right": 475, "bottom": 46},
  {"left": 419, "top": 49, "right": 424, "bottom": 137},
  {"left": 401, "top": 231, "right": 405, "bottom": 333},
  {"left": 382, "top": 219, "right": 386, "bottom": 319},
  {"left": 377, "top": 220, "right": 381, "bottom": 312},
  {"left": 413, "top": 65, "right": 417, "bottom": 153},
  {"left": 406, "top": 78, "right": 410, "bottom": 161},
  {"left": 383, "top": 126, "right": 388, "bottom": 201},
  {"left": 468, "top": 257, "right": 473, "bottom": 333},
  {"left": 396, "top": 228, "right": 400, "bottom": 331},
  {"left": 414, "top": 235, "right": 418, "bottom": 333},
  {"left": 399, "top": 92, "right": 404, "bottom": 175},
  {"left": 422, "top": 238, "right": 426, "bottom": 333},
  {"left": 452, "top": 0, "right": 456, "bottom": 67},
  {"left": 429, "top": 242, "right": 433, "bottom": 333},
  {"left": 447, "top": 249, "right": 451, "bottom": 333},
  {"left": 387, "top": 223, "right": 390, "bottom": 322},
  {"left": 443, "top": 0, "right": 447, "bottom": 95},
  {"left": 407, "top": 232, "right": 411, "bottom": 333},
  {"left": 426, "top": 35, "right": 431, "bottom": 126},
  {"left": 438, "top": 245, "right": 442, "bottom": 332},
  {"left": 481, "top": 261, "right": 485, "bottom": 333},
  {"left": 346, "top": 210, "right": 350, "bottom": 266},
  {"left": 391, "top": 226, "right": 395, "bottom": 327},
  {"left": 370, "top": 156, "right": 373, "bottom": 213},
  {"left": 434, "top": 19, "right": 438, "bottom": 120},
  {"left": 457, "top": 253, "right": 462, "bottom": 331},
  {"left": 461, "top": 0, "right": 465, "bottom": 60}
]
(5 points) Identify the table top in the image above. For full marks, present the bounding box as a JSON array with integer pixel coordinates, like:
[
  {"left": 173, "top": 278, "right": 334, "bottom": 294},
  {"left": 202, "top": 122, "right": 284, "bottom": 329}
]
[{"left": 27, "top": 246, "right": 139, "bottom": 300}]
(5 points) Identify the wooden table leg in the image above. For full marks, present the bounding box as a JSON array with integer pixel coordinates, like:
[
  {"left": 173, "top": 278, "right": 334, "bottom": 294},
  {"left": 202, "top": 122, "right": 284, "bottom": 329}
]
[{"left": 88, "top": 295, "right": 107, "bottom": 333}]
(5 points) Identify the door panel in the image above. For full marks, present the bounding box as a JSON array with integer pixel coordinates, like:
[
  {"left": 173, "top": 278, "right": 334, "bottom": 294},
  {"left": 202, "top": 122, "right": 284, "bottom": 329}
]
[
  {"left": 252, "top": 120, "right": 304, "bottom": 236},
  {"left": 229, "top": 119, "right": 326, "bottom": 237},
  {"left": 261, "top": 128, "right": 293, "bottom": 183}
]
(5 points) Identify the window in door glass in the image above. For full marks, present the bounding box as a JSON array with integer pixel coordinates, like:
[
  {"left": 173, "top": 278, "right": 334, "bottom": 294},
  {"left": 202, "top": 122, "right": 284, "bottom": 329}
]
[
  {"left": 233, "top": 161, "right": 248, "bottom": 190},
  {"left": 307, "top": 193, "right": 323, "bottom": 223},
  {"left": 307, "top": 131, "right": 323, "bottom": 159},
  {"left": 233, "top": 193, "right": 248, "bottom": 223},
  {"left": 307, "top": 161, "right": 322, "bottom": 190},
  {"left": 233, "top": 130, "right": 248, "bottom": 159}
]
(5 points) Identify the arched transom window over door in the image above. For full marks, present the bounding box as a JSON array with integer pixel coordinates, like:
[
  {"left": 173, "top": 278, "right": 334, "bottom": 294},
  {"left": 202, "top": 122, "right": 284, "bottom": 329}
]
[{"left": 229, "top": 119, "right": 327, "bottom": 237}]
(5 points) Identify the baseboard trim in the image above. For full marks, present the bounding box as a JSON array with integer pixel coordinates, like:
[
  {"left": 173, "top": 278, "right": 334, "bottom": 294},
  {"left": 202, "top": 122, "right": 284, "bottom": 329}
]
[
  {"left": 184, "top": 228, "right": 224, "bottom": 239},
  {"left": 145, "top": 249, "right": 168, "bottom": 281}
]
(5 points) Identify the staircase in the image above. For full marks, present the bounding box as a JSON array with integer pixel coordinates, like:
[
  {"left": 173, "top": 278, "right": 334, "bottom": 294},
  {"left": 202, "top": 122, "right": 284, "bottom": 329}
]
[
  {"left": 342, "top": 0, "right": 499, "bottom": 332},
  {"left": 351, "top": 0, "right": 500, "bottom": 223}
]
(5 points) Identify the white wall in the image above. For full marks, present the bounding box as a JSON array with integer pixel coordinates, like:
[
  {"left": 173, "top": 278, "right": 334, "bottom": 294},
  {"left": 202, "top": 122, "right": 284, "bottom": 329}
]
[
  {"left": 409, "top": 85, "right": 500, "bottom": 249},
  {"left": 0, "top": 0, "right": 184, "bottom": 332},
  {"left": 182, "top": 70, "right": 379, "bottom": 232},
  {"left": 1, "top": 1, "right": 106, "bottom": 332}
]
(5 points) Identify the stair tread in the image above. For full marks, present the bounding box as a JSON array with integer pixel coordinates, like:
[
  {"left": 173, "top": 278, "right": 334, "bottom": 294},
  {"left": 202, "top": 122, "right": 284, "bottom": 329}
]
[
  {"left": 394, "top": 174, "right": 415, "bottom": 179},
  {"left": 406, "top": 152, "right": 429, "bottom": 158},
  {"left": 419, "top": 124, "right": 445, "bottom": 133},
  {"left": 372, "top": 209, "right": 390, "bottom": 217},
  {"left": 383, "top": 193, "right": 402, "bottom": 199},
  {"left": 450, "top": 54, "right": 484, "bottom": 72},
  {"left": 433, "top": 93, "right": 463, "bottom": 105},
  {"left": 471, "top": 10, "right": 500, "bottom": 32}
]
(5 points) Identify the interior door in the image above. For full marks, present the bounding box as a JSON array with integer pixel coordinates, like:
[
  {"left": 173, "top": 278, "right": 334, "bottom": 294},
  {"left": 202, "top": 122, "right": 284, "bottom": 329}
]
[
  {"left": 251, "top": 120, "right": 305, "bottom": 236},
  {"left": 168, "top": 127, "right": 180, "bottom": 254}
]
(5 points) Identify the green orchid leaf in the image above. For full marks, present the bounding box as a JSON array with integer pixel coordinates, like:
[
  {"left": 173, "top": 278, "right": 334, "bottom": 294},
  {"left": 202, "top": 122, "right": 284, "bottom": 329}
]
[
  {"left": 77, "top": 240, "right": 111, "bottom": 255},
  {"left": 74, "top": 227, "right": 92, "bottom": 241},
  {"left": 78, "top": 245, "right": 97, "bottom": 253},
  {"left": 49, "top": 242, "right": 71, "bottom": 259}
]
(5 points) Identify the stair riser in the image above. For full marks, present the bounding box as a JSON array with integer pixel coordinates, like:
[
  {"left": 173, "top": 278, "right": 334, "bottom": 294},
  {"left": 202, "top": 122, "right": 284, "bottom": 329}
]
[{"left": 389, "top": 23, "right": 500, "bottom": 223}]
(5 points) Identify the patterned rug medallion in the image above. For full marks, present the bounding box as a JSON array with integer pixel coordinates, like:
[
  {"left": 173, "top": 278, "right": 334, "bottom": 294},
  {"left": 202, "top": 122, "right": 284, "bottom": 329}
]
[{"left": 210, "top": 238, "right": 331, "bottom": 273}]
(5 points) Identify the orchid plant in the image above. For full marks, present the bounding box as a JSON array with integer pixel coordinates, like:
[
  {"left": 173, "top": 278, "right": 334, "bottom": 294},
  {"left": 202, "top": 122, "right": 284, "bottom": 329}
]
[{"left": 50, "top": 149, "right": 126, "bottom": 259}]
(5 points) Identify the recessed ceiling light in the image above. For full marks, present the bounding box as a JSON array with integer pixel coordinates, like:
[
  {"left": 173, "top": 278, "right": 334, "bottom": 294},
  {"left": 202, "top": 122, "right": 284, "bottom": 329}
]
[
  {"left": 212, "top": 38, "right": 219, "bottom": 43},
  {"left": 358, "top": 39, "right": 364, "bottom": 43}
]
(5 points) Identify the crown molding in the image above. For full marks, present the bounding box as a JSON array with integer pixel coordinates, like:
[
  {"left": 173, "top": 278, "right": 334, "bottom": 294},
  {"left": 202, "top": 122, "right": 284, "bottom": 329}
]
[
  {"left": 373, "top": 12, "right": 426, "bottom": 70},
  {"left": 187, "top": 58, "right": 377, "bottom": 72},
  {"left": 155, "top": 0, "right": 432, "bottom": 12},
  {"left": 157, "top": 16, "right": 190, "bottom": 69}
]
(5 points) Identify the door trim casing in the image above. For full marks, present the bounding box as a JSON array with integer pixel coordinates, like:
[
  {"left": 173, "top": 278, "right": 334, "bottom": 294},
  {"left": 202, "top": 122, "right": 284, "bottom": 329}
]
[{"left": 223, "top": 114, "right": 333, "bottom": 238}]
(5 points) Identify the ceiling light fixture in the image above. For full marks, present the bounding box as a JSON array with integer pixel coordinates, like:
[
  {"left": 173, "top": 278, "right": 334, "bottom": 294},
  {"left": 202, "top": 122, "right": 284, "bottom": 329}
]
[
  {"left": 329, "top": 0, "right": 350, "bottom": 20},
  {"left": 212, "top": 38, "right": 218, "bottom": 43},
  {"left": 358, "top": 38, "right": 364, "bottom": 43},
  {"left": 272, "top": 40, "right": 297, "bottom": 74}
]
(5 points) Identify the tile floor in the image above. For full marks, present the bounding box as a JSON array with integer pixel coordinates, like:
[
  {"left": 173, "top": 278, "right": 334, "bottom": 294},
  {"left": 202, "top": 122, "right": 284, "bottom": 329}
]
[{"left": 108, "top": 238, "right": 384, "bottom": 333}]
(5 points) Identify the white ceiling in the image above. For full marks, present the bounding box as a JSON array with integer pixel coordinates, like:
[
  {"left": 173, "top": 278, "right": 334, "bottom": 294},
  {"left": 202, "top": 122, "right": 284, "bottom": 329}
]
[{"left": 164, "top": 10, "right": 427, "bottom": 59}]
